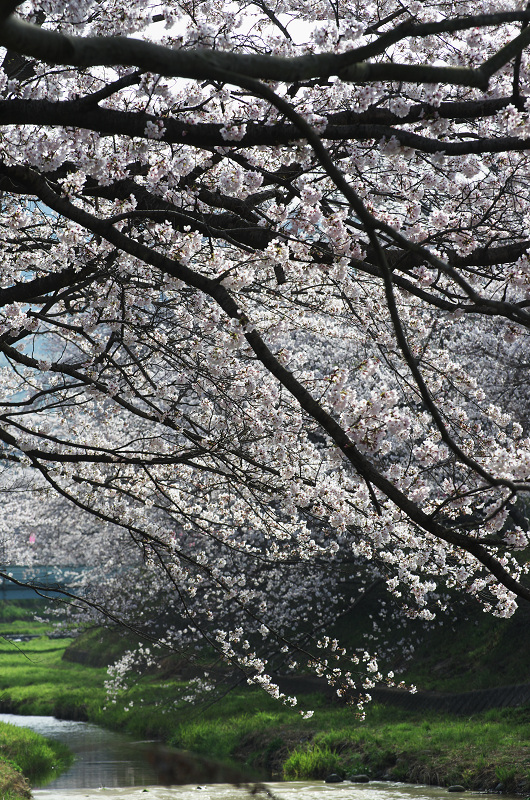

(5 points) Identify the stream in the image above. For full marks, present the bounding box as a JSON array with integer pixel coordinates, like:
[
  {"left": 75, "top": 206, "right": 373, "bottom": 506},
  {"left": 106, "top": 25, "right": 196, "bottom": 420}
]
[
  {"left": 0, "top": 713, "right": 500, "bottom": 800},
  {"left": 0, "top": 713, "right": 158, "bottom": 790}
]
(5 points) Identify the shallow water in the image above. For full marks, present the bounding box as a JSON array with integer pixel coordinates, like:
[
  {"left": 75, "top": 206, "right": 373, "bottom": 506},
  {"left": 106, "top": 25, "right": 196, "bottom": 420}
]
[
  {"left": 0, "top": 713, "right": 158, "bottom": 789},
  {"left": 0, "top": 714, "right": 511, "bottom": 800},
  {"left": 31, "top": 781, "right": 493, "bottom": 800}
]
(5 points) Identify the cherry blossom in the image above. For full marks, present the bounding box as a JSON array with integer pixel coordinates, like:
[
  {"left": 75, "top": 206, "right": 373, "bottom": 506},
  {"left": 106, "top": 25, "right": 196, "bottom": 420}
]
[{"left": 0, "top": 0, "right": 529, "bottom": 705}]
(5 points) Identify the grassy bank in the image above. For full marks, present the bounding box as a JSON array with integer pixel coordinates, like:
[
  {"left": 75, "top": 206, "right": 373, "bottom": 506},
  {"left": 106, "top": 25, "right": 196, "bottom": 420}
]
[
  {"left": 1, "top": 617, "right": 530, "bottom": 794},
  {"left": 0, "top": 758, "right": 30, "bottom": 800},
  {"left": 0, "top": 719, "right": 73, "bottom": 799},
  {"left": 399, "top": 604, "right": 530, "bottom": 693},
  {"left": 152, "top": 696, "right": 530, "bottom": 793},
  {"left": 280, "top": 705, "right": 530, "bottom": 791},
  {"left": 0, "top": 607, "right": 76, "bottom": 797}
]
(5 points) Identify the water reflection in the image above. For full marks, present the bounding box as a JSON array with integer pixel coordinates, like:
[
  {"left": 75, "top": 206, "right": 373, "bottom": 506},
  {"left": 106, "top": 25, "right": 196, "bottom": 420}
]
[{"left": 0, "top": 712, "right": 159, "bottom": 789}]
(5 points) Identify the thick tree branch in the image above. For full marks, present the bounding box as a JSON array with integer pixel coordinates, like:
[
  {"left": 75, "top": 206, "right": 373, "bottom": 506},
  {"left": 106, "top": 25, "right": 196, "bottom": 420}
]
[
  {"left": 0, "top": 12, "right": 515, "bottom": 89},
  {"left": 3, "top": 98, "right": 530, "bottom": 158}
]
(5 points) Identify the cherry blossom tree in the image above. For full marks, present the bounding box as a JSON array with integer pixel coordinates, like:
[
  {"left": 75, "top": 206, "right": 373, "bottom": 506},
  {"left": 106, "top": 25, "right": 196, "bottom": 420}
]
[{"left": 1, "top": 0, "right": 530, "bottom": 704}]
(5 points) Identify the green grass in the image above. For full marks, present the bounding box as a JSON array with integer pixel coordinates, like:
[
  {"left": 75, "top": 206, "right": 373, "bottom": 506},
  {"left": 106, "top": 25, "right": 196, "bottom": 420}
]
[
  {"left": 0, "top": 720, "right": 73, "bottom": 798},
  {"left": 0, "top": 601, "right": 45, "bottom": 623},
  {"left": 0, "top": 632, "right": 108, "bottom": 718},
  {"left": 0, "top": 617, "right": 82, "bottom": 796},
  {"left": 281, "top": 705, "right": 530, "bottom": 788},
  {"left": 282, "top": 745, "right": 344, "bottom": 779},
  {"left": 0, "top": 621, "right": 54, "bottom": 636},
  {"left": 62, "top": 625, "right": 146, "bottom": 668},
  {"left": 0, "top": 720, "right": 73, "bottom": 784},
  {"left": 1, "top": 608, "right": 530, "bottom": 793}
]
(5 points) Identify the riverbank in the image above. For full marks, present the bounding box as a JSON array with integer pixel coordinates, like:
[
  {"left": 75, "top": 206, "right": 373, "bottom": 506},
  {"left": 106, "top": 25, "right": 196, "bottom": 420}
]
[
  {"left": 0, "top": 755, "right": 31, "bottom": 800},
  {"left": 165, "top": 700, "right": 530, "bottom": 793},
  {"left": 0, "top": 719, "right": 73, "bottom": 799},
  {"left": 1, "top": 622, "right": 530, "bottom": 795}
]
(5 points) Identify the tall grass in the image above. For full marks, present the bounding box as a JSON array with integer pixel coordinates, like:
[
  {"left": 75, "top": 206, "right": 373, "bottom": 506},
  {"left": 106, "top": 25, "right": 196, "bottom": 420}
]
[
  {"left": 0, "top": 721, "right": 73, "bottom": 786},
  {"left": 279, "top": 706, "right": 530, "bottom": 788},
  {"left": 283, "top": 745, "right": 343, "bottom": 779}
]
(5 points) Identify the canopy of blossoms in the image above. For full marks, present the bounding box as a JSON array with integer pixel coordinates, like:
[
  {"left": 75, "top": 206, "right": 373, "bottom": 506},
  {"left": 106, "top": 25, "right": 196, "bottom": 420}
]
[{"left": 0, "top": 0, "right": 529, "bottom": 705}]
